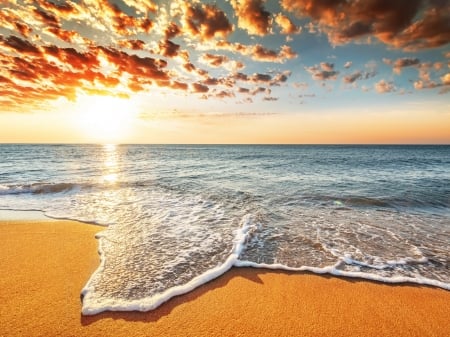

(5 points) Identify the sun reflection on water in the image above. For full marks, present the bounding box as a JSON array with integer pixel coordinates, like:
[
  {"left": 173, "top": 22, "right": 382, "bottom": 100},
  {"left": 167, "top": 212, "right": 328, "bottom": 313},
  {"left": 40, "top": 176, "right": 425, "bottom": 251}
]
[{"left": 101, "top": 144, "right": 119, "bottom": 184}]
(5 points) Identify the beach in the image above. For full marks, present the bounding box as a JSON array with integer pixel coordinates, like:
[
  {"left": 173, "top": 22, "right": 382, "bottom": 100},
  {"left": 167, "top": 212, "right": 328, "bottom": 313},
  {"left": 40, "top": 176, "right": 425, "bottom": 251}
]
[{"left": 0, "top": 219, "right": 449, "bottom": 337}]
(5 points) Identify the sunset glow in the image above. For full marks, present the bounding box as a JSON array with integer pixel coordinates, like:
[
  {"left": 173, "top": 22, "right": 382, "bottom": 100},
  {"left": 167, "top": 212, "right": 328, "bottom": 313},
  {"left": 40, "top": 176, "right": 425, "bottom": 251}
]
[
  {"left": 72, "top": 95, "right": 138, "bottom": 143},
  {"left": 0, "top": 0, "right": 449, "bottom": 144}
]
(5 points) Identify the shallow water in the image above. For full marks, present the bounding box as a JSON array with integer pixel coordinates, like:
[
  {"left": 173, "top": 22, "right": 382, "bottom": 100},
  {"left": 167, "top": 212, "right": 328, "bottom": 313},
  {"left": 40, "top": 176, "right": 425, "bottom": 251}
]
[{"left": 1, "top": 144, "right": 449, "bottom": 313}]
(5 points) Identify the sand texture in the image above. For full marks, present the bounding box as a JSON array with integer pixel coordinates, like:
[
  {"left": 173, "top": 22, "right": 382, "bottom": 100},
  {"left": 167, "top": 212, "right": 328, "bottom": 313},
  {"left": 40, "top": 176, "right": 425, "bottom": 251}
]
[{"left": 1, "top": 220, "right": 449, "bottom": 337}]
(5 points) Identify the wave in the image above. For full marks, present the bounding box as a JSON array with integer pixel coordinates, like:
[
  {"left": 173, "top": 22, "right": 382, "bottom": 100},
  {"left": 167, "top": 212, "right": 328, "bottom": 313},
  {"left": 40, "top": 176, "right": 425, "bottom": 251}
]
[
  {"left": 81, "top": 214, "right": 258, "bottom": 315},
  {"left": 0, "top": 182, "right": 88, "bottom": 195},
  {"left": 80, "top": 213, "right": 450, "bottom": 315},
  {"left": 304, "top": 194, "right": 449, "bottom": 210}
]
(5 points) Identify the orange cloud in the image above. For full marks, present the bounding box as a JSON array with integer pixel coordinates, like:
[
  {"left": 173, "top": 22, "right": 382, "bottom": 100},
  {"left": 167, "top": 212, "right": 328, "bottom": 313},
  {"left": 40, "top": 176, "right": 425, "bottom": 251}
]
[
  {"left": 441, "top": 73, "right": 450, "bottom": 85},
  {"left": 375, "top": 79, "right": 395, "bottom": 93},
  {"left": 275, "top": 13, "right": 301, "bottom": 35},
  {"left": 118, "top": 39, "right": 146, "bottom": 50},
  {"left": 230, "top": 0, "right": 271, "bottom": 36},
  {"left": 164, "top": 22, "right": 182, "bottom": 40},
  {"left": 0, "top": 34, "right": 179, "bottom": 112}
]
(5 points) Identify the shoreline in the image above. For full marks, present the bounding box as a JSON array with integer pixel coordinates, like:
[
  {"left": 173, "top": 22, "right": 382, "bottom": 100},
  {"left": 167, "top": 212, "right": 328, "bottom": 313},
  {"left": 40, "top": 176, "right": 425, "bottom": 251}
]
[{"left": 1, "top": 219, "right": 449, "bottom": 336}]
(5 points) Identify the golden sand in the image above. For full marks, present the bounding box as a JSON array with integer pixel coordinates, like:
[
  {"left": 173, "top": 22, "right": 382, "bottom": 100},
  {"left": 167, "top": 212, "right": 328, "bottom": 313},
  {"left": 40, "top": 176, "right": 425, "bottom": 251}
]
[{"left": 0, "top": 220, "right": 449, "bottom": 337}]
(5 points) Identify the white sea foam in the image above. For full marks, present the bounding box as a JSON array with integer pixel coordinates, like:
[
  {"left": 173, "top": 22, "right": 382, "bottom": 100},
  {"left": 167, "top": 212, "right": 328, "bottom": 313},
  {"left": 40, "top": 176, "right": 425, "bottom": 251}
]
[
  {"left": 81, "top": 214, "right": 258, "bottom": 315},
  {"left": 234, "top": 259, "right": 450, "bottom": 291}
]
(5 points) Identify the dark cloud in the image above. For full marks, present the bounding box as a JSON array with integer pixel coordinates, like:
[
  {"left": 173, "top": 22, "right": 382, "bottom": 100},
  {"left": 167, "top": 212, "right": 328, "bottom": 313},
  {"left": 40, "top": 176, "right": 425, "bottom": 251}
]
[
  {"left": 214, "top": 41, "right": 297, "bottom": 63},
  {"left": 383, "top": 57, "right": 421, "bottom": 74},
  {"left": 34, "top": 8, "right": 60, "bottom": 28},
  {"left": 201, "top": 53, "right": 229, "bottom": 67},
  {"left": 214, "top": 90, "right": 235, "bottom": 98},
  {"left": 238, "top": 87, "right": 250, "bottom": 94},
  {"left": 343, "top": 71, "right": 362, "bottom": 84},
  {"left": 118, "top": 39, "right": 146, "bottom": 50},
  {"left": 281, "top": 0, "right": 450, "bottom": 51},
  {"left": 263, "top": 96, "right": 279, "bottom": 101},
  {"left": 0, "top": 35, "right": 41, "bottom": 55},
  {"left": 182, "top": 2, "right": 233, "bottom": 40},
  {"left": 320, "top": 62, "right": 334, "bottom": 71},
  {"left": 14, "top": 22, "right": 33, "bottom": 37},
  {"left": 37, "top": 0, "right": 78, "bottom": 15},
  {"left": 202, "top": 77, "right": 220, "bottom": 86},
  {"left": 249, "top": 73, "right": 272, "bottom": 83},
  {"left": 164, "top": 22, "right": 182, "bottom": 40},
  {"left": 191, "top": 82, "right": 209, "bottom": 93},
  {"left": 170, "top": 81, "right": 189, "bottom": 91},
  {"left": 158, "top": 39, "right": 181, "bottom": 58},
  {"left": 98, "top": 46, "right": 169, "bottom": 80},
  {"left": 270, "top": 71, "right": 292, "bottom": 86},
  {"left": 251, "top": 87, "right": 270, "bottom": 95},
  {"left": 305, "top": 63, "right": 339, "bottom": 81},
  {"left": 98, "top": 0, "right": 153, "bottom": 35},
  {"left": 343, "top": 69, "right": 377, "bottom": 83}
]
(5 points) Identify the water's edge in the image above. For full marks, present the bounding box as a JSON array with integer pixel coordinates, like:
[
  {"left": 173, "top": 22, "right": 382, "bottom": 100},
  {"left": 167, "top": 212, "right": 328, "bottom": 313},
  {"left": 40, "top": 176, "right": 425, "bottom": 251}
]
[{"left": 1, "top": 208, "right": 448, "bottom": 316}]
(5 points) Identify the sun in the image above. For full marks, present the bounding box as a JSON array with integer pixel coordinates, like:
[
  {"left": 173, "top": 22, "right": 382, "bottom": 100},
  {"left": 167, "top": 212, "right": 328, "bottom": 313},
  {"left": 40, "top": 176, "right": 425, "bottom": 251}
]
[{"left": 72, "top": 95, "right": 138, "bottom": 143}]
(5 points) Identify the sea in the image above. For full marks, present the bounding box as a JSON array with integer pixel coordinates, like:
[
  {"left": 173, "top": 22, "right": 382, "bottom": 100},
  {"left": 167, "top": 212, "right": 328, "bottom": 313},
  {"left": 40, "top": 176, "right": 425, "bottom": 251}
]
[{"left": 0, "top": 144, "right": 449, "bottom": 314}]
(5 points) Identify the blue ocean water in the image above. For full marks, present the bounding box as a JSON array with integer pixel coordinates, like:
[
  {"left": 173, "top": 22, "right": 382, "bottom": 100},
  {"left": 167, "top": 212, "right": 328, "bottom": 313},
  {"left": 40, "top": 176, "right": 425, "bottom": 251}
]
[{"left": 0, "top": 144, "right": 449, "bottom": 313}]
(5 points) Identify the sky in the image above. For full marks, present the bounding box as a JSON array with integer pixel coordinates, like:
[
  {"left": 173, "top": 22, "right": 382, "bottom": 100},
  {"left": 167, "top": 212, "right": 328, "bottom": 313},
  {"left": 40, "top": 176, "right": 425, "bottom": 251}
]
[{"left": 0, "top": 0, "right": 449, "bottom": 144}]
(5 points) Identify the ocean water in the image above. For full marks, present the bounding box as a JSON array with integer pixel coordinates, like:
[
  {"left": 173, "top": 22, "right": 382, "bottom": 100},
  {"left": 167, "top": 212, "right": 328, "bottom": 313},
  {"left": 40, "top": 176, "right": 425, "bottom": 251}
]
[{"left": 0, "top": 144, "right": 449, "bottom": 314}]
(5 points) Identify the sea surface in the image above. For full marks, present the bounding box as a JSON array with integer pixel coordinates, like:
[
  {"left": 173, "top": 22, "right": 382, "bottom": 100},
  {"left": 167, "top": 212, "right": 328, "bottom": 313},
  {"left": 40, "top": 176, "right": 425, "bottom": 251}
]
[{"left": 0, "top": 144, "right": 449, "bottom": 314}]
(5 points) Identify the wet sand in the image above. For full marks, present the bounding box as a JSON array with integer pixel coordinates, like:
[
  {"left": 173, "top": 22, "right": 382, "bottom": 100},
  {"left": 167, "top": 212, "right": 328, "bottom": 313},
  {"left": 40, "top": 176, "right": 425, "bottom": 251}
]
[{"left": 1, "top": 219, "right": 449, "bottom": 337}]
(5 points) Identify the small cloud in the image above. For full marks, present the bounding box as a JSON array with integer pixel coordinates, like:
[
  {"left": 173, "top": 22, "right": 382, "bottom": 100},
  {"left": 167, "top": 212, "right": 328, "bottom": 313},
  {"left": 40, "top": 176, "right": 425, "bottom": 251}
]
[
  {"left": 118, "top": 39, "right": 146, "bottom": 50},
  {"left": 263, "top": 96, "right": 279, "bottom": 101},
  {"left": 344, "top": 61, "right": 352, "bottom": 69},
  {"left": 158, "top": 39, "right": 181, "bottom": 57},
  {"left": 385, "top": 57, "right": 421, "bottom": 74},
  {"left": 275, "top": 13, "right": 301, "bottom": 35},
  {"left": 320, "top": 62, "right": 334, "bottom": 71},
  {"left": 164, "top": 22, "right": 181, "bottom": 40},
  {"left": 343, "top": 71, "right": 362, "bottom": 84},
  {"left": 270, "top": 71, "right": 292, "bottom": 86},
  {"left": 413, "top": 80, "right": 438, "bottom": 90},
  {"left": 238, "top": 87, "right": 250, "bottom": 94},
  {"left": 375, "top": 79, "right": 395, "bottom": 93},
  {"left": 305, "top": 63, "right": 339, "bottom": 81},
  {"left": 441, "top": 73, "right": 450, "bottom": 85},
  {"left": 191, "top": 82, "right": 209, "bottom": 93},
  {"left": 215, "top": 41, "right": 297, "bottom": 63},
  {"left": 293, "top": 82, "right": 309, "bottom": 90},
  {"left": 215, "top": 90, "right": 235, "bottom": 99},
  {"left": 250, "top": 87, "right": 269, "bottom": 95}
]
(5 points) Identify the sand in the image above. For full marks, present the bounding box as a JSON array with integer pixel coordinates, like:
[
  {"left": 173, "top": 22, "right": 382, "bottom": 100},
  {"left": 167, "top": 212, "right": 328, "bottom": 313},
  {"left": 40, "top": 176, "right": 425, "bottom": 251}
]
[{"left": 0, "top": 219, "right": 449, "bottom": 337}]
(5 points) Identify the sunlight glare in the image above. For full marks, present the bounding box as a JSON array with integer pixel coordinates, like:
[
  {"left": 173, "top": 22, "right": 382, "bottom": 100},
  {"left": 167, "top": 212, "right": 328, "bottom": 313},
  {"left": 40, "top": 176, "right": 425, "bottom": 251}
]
[{"left": 74, "top": 95, "right": 138, "bottom": 143}]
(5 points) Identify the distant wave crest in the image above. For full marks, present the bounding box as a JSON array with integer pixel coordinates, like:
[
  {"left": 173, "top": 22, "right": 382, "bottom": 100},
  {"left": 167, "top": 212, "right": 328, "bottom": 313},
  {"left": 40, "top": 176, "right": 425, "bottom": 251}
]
[{"left": 0, "top": 182, "right": 85, "bottom": 195}]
